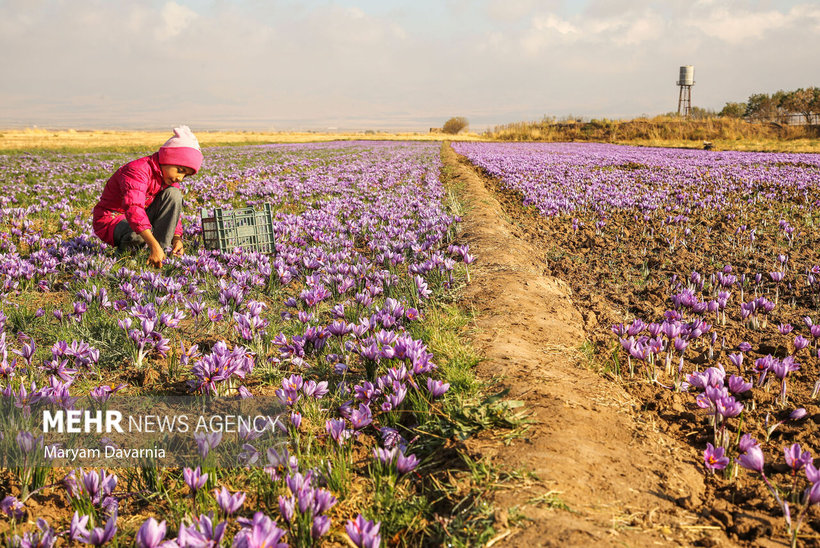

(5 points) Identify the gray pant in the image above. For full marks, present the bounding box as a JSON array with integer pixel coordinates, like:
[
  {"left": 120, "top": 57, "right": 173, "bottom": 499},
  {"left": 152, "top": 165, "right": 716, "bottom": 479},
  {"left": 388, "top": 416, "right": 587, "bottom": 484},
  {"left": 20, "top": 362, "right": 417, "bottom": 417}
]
[{"left": 113, "top": 187, "right": 183, "bottom": 252}]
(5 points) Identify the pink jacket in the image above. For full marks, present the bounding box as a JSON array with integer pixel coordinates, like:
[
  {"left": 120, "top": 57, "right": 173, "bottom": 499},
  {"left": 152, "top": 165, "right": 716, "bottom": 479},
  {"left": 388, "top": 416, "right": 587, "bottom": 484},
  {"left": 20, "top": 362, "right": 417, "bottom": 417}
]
[{"left": 92, "top": 152, "right": 183, "bottom": 246}]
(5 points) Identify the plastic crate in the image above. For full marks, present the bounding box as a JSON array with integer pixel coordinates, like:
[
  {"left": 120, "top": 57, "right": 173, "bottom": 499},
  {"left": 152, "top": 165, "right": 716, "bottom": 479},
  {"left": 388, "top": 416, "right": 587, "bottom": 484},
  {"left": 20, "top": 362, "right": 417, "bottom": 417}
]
[{"left": 200, "top": 203, "right": 275, "bottom": 253}]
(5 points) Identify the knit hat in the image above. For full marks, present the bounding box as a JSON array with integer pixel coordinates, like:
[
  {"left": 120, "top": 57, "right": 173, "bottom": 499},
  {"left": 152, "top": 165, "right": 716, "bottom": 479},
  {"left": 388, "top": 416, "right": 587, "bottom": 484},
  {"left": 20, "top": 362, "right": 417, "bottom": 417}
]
[{"left": 158, "top": 125, "right": 203, "bottom": 174}]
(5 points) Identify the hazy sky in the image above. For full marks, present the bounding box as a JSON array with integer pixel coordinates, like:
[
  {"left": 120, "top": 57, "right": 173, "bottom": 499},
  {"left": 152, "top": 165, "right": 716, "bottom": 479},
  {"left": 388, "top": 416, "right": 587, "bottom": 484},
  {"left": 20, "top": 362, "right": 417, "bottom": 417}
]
[{"left": 1, "top": 0, "right": 818, "bottom": 131}]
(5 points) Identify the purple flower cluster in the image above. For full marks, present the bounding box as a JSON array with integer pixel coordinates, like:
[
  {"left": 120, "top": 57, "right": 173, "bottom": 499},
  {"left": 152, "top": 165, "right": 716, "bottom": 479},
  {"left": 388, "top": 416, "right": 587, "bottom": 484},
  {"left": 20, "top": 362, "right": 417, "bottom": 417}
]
[
  {"left": 0, "top": 142, "right": 476, "bottom": 545},
  {"left": 188, "top": 341, "right": 253, "bottom": 395},
  {"left": 278, "top": 471, "right": 337, "bottom": 543}
]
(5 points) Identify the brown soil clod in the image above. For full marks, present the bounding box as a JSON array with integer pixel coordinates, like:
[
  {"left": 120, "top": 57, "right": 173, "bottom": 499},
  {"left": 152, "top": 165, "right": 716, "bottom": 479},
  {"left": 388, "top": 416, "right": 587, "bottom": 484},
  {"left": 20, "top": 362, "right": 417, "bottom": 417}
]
[{"left": 443, "top": 143, "right": 732, "bottom": 547}]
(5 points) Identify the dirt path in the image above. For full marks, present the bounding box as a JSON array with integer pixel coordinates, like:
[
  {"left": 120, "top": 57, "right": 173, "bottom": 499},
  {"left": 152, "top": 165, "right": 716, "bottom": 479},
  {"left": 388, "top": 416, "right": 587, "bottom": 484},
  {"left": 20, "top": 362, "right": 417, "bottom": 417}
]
[{"left": 444, "top": 143, "right": 732, "bottom": 547}]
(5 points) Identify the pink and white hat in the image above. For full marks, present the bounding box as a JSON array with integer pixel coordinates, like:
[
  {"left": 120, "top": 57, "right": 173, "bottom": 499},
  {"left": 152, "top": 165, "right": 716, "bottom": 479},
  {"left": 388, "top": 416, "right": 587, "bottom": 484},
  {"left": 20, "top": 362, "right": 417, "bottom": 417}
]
[{"left": 158, "top": 125, "right": 203, "bottom": 174}]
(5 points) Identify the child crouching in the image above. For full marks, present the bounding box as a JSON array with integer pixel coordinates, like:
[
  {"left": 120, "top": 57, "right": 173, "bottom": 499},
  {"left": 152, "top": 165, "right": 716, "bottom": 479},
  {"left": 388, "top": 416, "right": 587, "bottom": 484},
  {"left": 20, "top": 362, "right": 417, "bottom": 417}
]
[{"left": 92, "top": 126, "right": 203, "bottom": 268}]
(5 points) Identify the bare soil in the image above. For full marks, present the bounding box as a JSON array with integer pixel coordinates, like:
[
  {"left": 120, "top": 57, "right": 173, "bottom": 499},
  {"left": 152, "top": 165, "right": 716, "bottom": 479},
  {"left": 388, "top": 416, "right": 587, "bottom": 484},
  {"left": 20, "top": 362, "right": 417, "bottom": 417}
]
[{"left": 443, "top": 143, "right": 735, "bottom": 547}]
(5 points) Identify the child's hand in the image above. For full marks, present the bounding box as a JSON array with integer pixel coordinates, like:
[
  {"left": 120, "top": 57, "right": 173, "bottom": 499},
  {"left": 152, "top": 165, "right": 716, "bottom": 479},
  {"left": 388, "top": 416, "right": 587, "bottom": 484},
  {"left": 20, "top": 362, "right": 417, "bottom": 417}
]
[
  {"left": 171, "top": 236, "right": 184, "bottom": 257},
  {"left": 147, "top": 246, "right": 166, "bottom": 268}
]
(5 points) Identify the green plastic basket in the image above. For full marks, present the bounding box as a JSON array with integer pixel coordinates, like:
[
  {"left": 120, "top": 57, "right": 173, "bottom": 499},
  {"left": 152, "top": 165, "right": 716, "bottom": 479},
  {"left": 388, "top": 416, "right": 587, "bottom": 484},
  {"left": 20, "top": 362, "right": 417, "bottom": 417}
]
[{"left": 200, "top": 203, "right": 275, "bottom": 253}]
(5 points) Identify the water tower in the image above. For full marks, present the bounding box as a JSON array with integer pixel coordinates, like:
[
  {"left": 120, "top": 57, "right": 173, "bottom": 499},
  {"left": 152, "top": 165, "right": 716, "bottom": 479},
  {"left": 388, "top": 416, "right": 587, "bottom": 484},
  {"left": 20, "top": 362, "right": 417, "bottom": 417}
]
[{"left": 676, "top": 65, "right": 694, "bottom": 117}]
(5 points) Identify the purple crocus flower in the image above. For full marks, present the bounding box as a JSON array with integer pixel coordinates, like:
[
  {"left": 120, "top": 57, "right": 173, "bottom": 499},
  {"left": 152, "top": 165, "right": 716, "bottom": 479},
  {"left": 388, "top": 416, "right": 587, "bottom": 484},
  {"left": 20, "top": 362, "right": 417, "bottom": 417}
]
[
  {"left": 426, "top": 377, "right": 450, "bottom": 398},
  {"left": 213, "top": 486, "right": 246, "bottom": 516},
  {"left": 302, "top": 380, "right": 329, "bottom": 399},
  {"left": 194, "top": 432, "right": 223, "bottom": 458},
  {"left": 380, "top": 427, "right": 407, "bottom": 451},
  {"left": 311, "top": 488, "right": 337, "bottom": 514},
  {"left": 278, "top": 495, "right": 295, "bottom": 524},
  {"left": 350, "top": 404, "right": 373, "bottom": 430},
  {"left": 79, "top": 469, "right": 117, "bottom": 507},
  {"left": 373, "top": 447, "right": 398, "bottom": 466},
  {"left": 793, "top": 335, "right": 810, "bottom": 351},
  {"left": 183, "top": 466, "right": 208, "bottom": 493},
  {"left": 396, "top": 451, "right": 419, "bottom": 475},
  {"left": 727, "top": 375, "right": 752, "bottom": 395},
  {"left": 82, "top": 508, "right": 118, "bottom": 546},
  {"left": 737, "top": 445, "right": 765, "bottom": 472},
  {"left": 135, "top": 518, "right": 172, "bottom": 548},
  {"left": 414, "top": 275, "right": 431, "bottom": 300},
  {"left": 738, "top": 341, "right": 752, "bottom": 353},
  {"left": 703, "top": 443, "right": 729, "bottom": 472},
  {"left": 807, "top": 463, "right": 820, "bottom": 483},
  {"left": 345, "top": 515, "right": 381, "bottom": 548},
  {"left": 16, "top": 431, "right": 42, "bottom": 454},
  {"left": 18, "top": 517, "right": 57, "bottom": 548},
  {"left": 177, "top": 513, "right": 226, "bottom": 548},
  {"left": 807, "top": 482, "right": 820, "bottom": 505},
  {"left": 275, "top": 387, "right": 300, "bottom": 407},
  {"left": 81, "top": 470, "right": 101, "bottom": 502},
  {"left": 232, "top": 512, "right": 288, "bottom": 548},
  {"left": 784, "top": 443, "right": 812, "bottom": 472},
  {"left": 1, "top": 495, "right": 25, "bottom": 520},
  {"left": 89, "top": 384, "right": 127, "bottom": 404},
  {"left": 70, "top": 512, "right": 90, "bottom": 542},
  {"left": 311, "top": 515, "right": 331, "bottom": 539},
  {"left": 325, "top": 419, "right": 350, "bottom": 446},
  {"left": 790, "top": 408, "right": 807, "bottom": 421},
  {"left": 738, "top": 434, "right": 759, "bottom": 452},
  {"left": 715, "top": 395, "right": 743, "bottom": 418}
]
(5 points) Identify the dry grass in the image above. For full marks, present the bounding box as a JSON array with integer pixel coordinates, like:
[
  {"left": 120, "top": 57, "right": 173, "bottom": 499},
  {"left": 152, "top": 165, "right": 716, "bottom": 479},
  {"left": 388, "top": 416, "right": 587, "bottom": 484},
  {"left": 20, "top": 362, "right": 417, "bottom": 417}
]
[
  {"left": 3, "top": 122, "right": 817, "bottom": 154},
  {"left": 486, "top": 116, "right": 820, "bottom": 153},
  {"left": 612, "top": 137, "right": 820, "bottom": 153},
  {"left": 0, "top": 128, "right": 481, "bottom": 152}
]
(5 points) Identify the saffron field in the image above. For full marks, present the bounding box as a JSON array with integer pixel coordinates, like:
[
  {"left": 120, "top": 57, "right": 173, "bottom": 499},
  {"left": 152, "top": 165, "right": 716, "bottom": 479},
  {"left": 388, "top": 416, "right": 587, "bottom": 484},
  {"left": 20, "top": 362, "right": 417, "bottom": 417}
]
[
  {"left": 453, "top": 141, "right": 820, "bottom": 545},
  {"left": 0, "top": 142, "right": 500, "bottom": 546},
  {"left": 3, "top": 138, "right": 820, "bottom": 546}
]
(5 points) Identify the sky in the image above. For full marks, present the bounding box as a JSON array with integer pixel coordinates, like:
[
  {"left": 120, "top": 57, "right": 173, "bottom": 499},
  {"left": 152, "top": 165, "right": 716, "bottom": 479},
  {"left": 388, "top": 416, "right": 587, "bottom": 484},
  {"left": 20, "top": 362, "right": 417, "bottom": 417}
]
[{"left": 1, "top": 0, "right": 819, "bottom": 132}]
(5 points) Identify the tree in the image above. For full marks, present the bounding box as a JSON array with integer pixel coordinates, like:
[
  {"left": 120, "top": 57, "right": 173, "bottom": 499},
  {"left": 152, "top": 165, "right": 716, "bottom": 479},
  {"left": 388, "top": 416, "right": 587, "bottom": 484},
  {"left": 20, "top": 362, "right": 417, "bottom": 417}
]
[
  {"left": 442, "top": 117, "right": 469, "bottom": 135},
  {"left": 719, "top": 102, "right": 746, "bottom": 118},
  {"left": 812, "top": 88, "right": 820, "bottom": 124},
  {"left": 771, "top": 90, "right": 790, "bottom": 123},
  {"left": 782, "top": 88, "right": 817, "bottom": 123},
  {"left": 690, "top": 106, "right": 717, "bottom": 120},
  {"left": 745, "top": 93, "right": 778, "bottom": 122}
]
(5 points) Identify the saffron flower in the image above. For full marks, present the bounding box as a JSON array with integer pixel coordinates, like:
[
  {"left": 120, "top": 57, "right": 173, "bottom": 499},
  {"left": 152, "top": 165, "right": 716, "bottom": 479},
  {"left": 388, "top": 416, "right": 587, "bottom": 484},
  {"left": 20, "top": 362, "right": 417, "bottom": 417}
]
[
  {"left": 214, "top": 486, "right": 246, "bottom": 516},
  {"left": 727, "top": 375, "right": 752, "bottom": 395},
  {"left": 232, "top": 512, "right": 288, "bottom": 548},
  {"left": 794, "top": 335, "right": 810, "bottom": 351},
  {"left": 396, "top": 451, "right": 420, "bottom": 475},
  {"left": 345, "top": 515, "right": 381, "bottom": 548},
  {"left": 312, "top": 515, "right": 331, "bottom": 540},
  {"left": 790, "top": 408, "right": 807, "bottom": 421},
  {"left": 136, "top": 518, "right": 173, "bottom": 548},
  {"left": 784, "top": 443, "right": 812, "bottom": 472},
  {"left": 194, "top": 432, "right": 223, "bottom": 458},
  {"left": 703, "top": 443, "right": 729, "bottom": 472},
  {"left": 738, "top": 434, "right": 759, "bottom": 452},
  {"left": 177, "top": 513, "right": 226, "bottom": 548},
  {"left": 80, "top": 508, "right": 118, "bottom": 546},
  {"left": 426, "top": 377, "right": 450, "bottom": 398},
  {"left": 349, "top": 404, "right": 373, "bottom": 430},
  {"left": 70, "top": 512, "right": 90, "bottom": 542},
  {"left": 737, "top": 445, "right": 765, "bottom": 473},
  {"left": 325, "top": 419, "right": 350, "bottom": 446},
  {"left": 183, "top": 466, "right": 208, "bottom": 493},
  {"left": 1, "top": 495, "right": 25, "bottom": 520},
  {"left": 806, "top": 463, "right": 820, "bottom": 483},
  {"left": 807, "top": 482, "right": 820, "bottom": 505}
]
